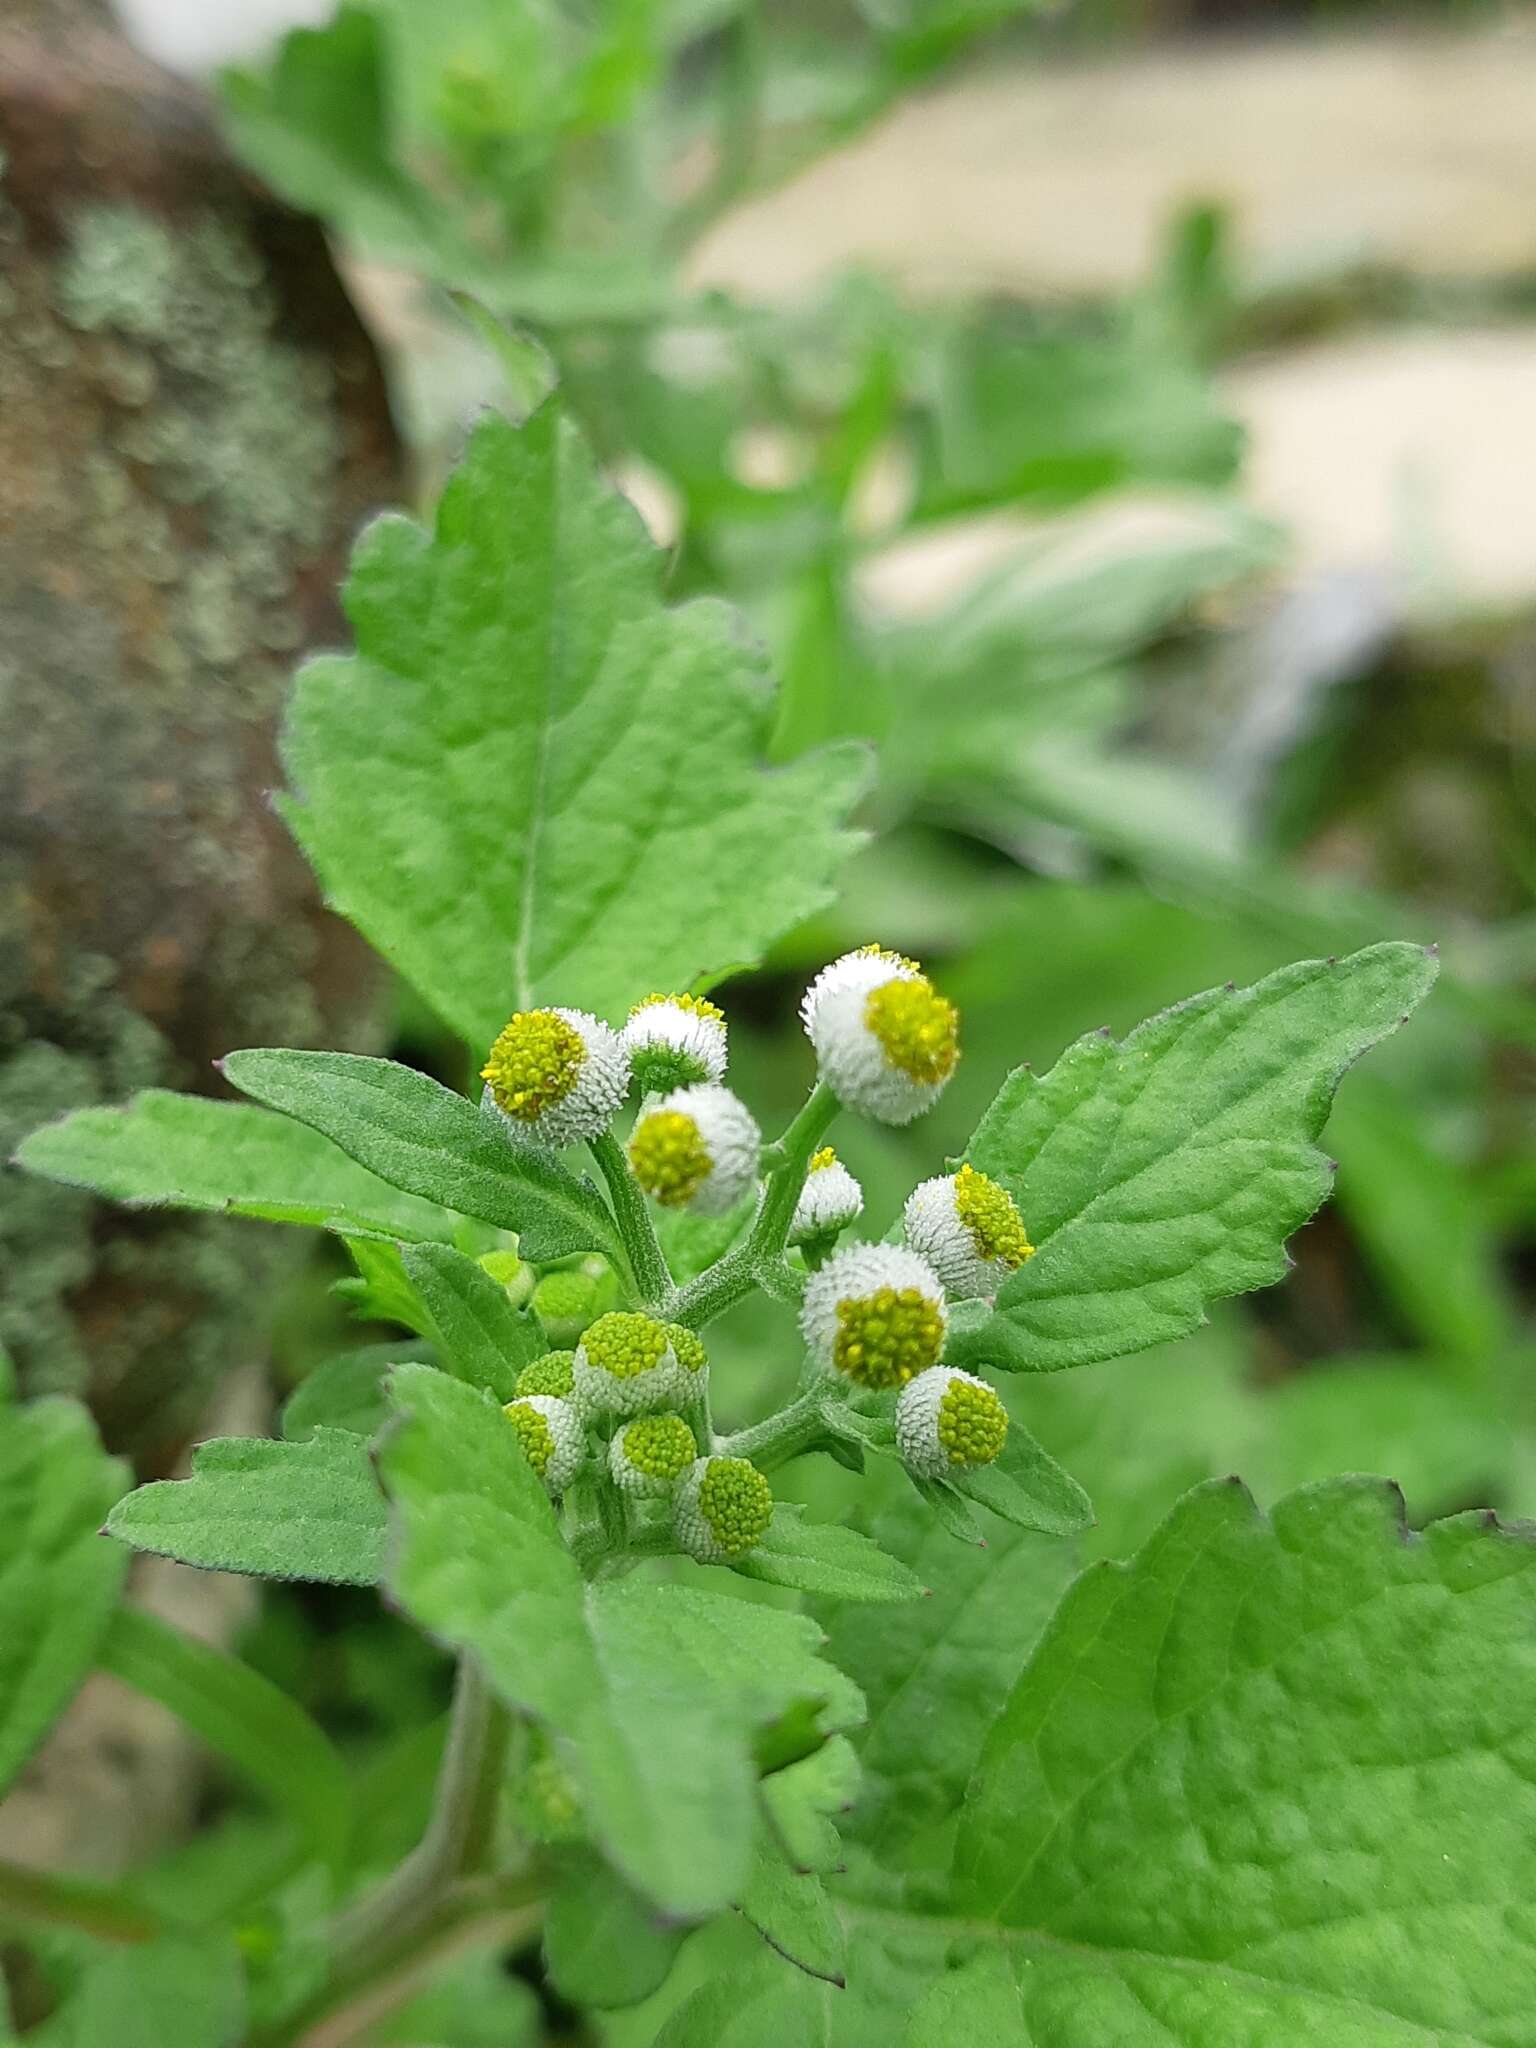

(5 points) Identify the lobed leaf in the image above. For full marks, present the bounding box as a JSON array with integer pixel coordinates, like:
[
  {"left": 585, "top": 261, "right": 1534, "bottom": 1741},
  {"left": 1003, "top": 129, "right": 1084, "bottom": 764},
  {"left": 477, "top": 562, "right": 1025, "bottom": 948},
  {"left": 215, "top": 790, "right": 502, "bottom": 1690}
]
[
  {"left": 106, "top": 1429, "right": 388, "bottom": 1586},
  {"left": 898, "top": 1478, "right": 1536, "bottom": 2044},
  {"left": 221, "top": 1049, "right": 625, "bottom": 1269},
  {"left": 952, "top": 943, "right": 1439, "bottom": 1375},
  {"left": 13, "top": 1088, "right": 452, "bottom": 1241},
  {"left": 278, "top": 403, "right": 870, "bottom": 1046}
]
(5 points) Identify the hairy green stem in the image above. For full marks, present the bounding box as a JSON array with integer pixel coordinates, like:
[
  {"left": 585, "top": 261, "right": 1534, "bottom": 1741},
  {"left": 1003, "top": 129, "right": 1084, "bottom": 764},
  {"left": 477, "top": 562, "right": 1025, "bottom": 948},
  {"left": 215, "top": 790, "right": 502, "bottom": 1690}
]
[
  {"left": 672, "top": 1083, "right": 838, "bottom": 1330},
  {"left": 322, "top": 1659, "right": 508, "bottom": 1988},
  {"left": 590, "top": 1129, "right": 673, "bottom": 1308},
  {"left": 714, "top": 1386, "right": 831, "bottom": 1471}
]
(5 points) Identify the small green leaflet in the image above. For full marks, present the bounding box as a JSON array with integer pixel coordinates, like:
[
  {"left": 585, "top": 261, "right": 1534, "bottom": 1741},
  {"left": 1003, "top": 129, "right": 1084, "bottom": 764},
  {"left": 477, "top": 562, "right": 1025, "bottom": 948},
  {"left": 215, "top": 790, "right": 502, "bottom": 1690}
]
[
  {"left": 400, "top": 1241, "right": 544, "bottom": 1402},
  {"left": 739, "top": 1848, "right": 846, "bottom": 1986},
  {"left": 278, "top": 403, "right": 870, "bottom": 1046},
  {"left": 106, "top": 1429, "right": 387, "bottom": 1585},
  {"left": 378, "top": 1364, "right": 862, "bottom": 1917},
  {"left": 221, "top": 1049, "right": 626, "bottom": 1270},
  {"left": 544, "top": 1852, "right": 685, "bottom": 2010},
  {"left": 13, "top": 1088, "right": 453, "bottom": 1241},
  {"left": 912, "top": 1478, "right": 1536, "bottom": 2045},
  {"left": 0, "top": 1397, "right": 128, "bottom": 1797},
  {"left": 951, "top": 943, "right": 1438, "bottom": 1375},
  {"left": 732, "top": 1506, "right": 926, "bottom": 1605}
]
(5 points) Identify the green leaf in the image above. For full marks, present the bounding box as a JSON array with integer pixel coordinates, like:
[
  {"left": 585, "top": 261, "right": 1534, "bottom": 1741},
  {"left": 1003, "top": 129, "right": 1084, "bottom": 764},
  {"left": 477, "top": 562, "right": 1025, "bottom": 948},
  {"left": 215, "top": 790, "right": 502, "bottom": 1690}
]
[
  {"left": 378, "top": 1365, "right": 862, "bottom": 1916},
  {"left": 106, "top": 1429, "right": 387, "bottom": 1585},
  {"left": 400, "top": 1241, "right": 543, "bottom": 1402},
  {"left": 953, "top": 943, "right": 1438, "bottom": 1375},
  {"left": 13, "top": 1089, "right": 452, "bottom": 1241},
  {"left": 221, "top": 1050, "right": 625, "bottom": 1269},
  {"left": 650, "top": 1954, "right": 834, "bottom": 2048},
  {"left": 30, "top": 1935, "right": 244, "bottom": 2048},
  {"left": 929, "top": 1478, "right": 1536, "bottom": 2044},
  {"left": 544, "top": 1852, "right": 686, "bottom": 2010},
  {"left": 820, "top": 1493, "right": 1076, "bottom": 1870},
  {"left": 733, "top": 1507, "right": 927, "bottom": 1605},
  {"left": 334, "top": 1234, "right": 433, "bottom": 1331},
  {"left": 280, "top": 1343, "right": 424, "bottom": 1441},
  {"left": 760, "top": 1734, "right": 860, "bottom": 1878},
  {"left": 0, "top": 1398, "right": 129, "bottom": 1797},
  {"left": 942, "top": 1420, "right": 1093, "bottom": 1538},
  {"left": 98, "top": 1606, "right": 348, "bottom": 1869},
  {"left": 739, "top": 1848, "right": 846, "bottom": 1986},
  {"left": 278, "top": 403, "right": 870, "bottom": 1046}
]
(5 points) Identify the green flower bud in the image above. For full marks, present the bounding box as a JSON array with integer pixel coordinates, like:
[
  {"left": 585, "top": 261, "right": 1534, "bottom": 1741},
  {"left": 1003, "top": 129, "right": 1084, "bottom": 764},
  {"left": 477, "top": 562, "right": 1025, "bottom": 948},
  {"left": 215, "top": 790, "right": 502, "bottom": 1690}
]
[
  {"left": 502, "top": 1394, "right": 586, "bottom": 1492},
  {"left": 673, "top": 1455, "right": 774, "bottom": 1564},
  {"left": 514, "top": 1350, "right": 576, "bottom": 1399},
  {"left": 609, "top": 1413, "right": 698, "bottom": 1496}
]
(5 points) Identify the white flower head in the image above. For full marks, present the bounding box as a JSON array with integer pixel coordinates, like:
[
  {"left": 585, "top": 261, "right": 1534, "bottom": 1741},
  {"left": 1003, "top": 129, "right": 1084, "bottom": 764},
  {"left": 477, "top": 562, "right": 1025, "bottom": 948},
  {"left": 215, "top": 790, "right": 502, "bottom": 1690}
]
[
  {"left": 627, "top": 1083, "right": 760, "bottom": 1217},
  {"left": 895, "top": 1366, "right": 1009, "bottom": 1481},
  {"left": 621, "top": 993, "right": 729, "bottom": 1092},
  {"left": 903, "top": 1164, "right": 1035, "bottom": 1300},
  {"left": 800, "top": 945, "right": 959, "bottom": 1126},
  {"left": 609, "top": 1413, "right": 698, "bottom": 1497},
  {"left": 800, "top": 1241, "right": 948, "bottom": 1391},
  {"left": 482, "top": 1006, "right": 629, "bottom": 1150},
  {"left": 502, "top": 1394, "right": 586, "bottom": 1492},
  {"left": 788, "top": 1147, "right": 864, "bottom": 1246},
  {"left": 673, "top": 1456, "right": 774, "bottom": 1564},
  {"left": 571, "top": 1311, "right": 684, "bottom": 1418}
]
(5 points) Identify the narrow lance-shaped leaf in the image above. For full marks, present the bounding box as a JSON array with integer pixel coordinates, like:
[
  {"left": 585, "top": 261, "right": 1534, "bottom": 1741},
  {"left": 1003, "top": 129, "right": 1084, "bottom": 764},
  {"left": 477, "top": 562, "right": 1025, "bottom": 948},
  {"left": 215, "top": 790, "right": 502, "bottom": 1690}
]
[
  {"left": 400, "top": 1240, "right": 544, "bottom": 1402},
  {"left": 0, "top": 1398, "right": 129, "bottom": 1797},
  {"left": 14, "top": 1088, "right": 454, "bottom": 1241},
  {"left": 278, "top": 401, "right": 870, "bottom": 1045},
  {"left": 106, "top": 1428, "right": 388, "bottom": 1586},
  {"left": 951, "top": 942, "right": 1438, "bottom": 1375},
  {"left": 902, "top": 1477, "right": 1536, "bottom": 2045},
  {"left": 221, "top": 1048, "right": 626, "bottom": 1269}
]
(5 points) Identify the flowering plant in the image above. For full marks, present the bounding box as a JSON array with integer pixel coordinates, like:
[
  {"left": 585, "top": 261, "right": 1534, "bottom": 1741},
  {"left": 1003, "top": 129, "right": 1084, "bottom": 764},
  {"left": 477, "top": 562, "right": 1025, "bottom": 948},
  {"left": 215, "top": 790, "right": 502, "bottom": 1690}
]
[{"left": 14, "top": 401, "right": 1535, "bottom": 2048}]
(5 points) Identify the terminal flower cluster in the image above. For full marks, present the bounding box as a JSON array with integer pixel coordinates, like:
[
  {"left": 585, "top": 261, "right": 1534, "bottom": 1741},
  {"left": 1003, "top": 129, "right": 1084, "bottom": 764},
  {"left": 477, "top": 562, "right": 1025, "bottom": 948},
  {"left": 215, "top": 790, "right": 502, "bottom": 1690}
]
[{"left": 479, "top": 948, "right": 1035, "bottom": 1572}]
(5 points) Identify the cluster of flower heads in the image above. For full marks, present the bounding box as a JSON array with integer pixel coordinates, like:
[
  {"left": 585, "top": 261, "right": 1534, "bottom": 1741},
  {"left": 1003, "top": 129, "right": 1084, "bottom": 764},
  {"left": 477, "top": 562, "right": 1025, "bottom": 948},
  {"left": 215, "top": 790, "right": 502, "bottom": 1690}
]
[
  {"left": 500, "top": 1311, "right": 773, "bottom": 1563},
  {"left": 484, "top": 949, "right": 1037, "bottom": 1520}
]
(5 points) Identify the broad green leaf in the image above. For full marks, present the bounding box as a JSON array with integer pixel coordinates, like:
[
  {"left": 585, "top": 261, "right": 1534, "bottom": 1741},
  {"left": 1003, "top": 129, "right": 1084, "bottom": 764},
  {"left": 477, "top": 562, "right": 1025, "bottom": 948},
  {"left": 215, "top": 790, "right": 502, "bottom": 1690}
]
[
  {"left": 544, "top": 1852, "right": 686, "bottom": 2010},
  {"left": 379, "top": 1365, "right": 861, "bottom": 1915},
  {"left": 98, "top": 1606, "right": 348, "bottom": 1869},
  {"left": 222, "top": 1050, "right": 625, "bottom": 1270},
  {"left": 929, "top": 1477, "right": 1536, "bottom": 2044},
  {"left": 739, "top": 1849, "right": 846, "bottom": 1986},
  {"left": 650, "top": 1954, "right": 834, "bottom": 2048},
  {"left": 13, "top": 1089, "right": 452, "bottom": 1241},
  {"left": 952, "top": 943, "right": 1438, "bottom": 1375},
  {"left": 820, "top": 1493, "right": 1076, "bottom": 1870},
  {"left": 733, "top": 1507, "right": 926, "bottom": 1605},
  {"left": 31, "top": 1934, "right": 244, "bottom": 2048},
  {"left": 278, "top": 403, "right": 870, "bottom": 1046},
  {"left": 0, "top": 1398, "right": 128, "bottom": 1796},
  {"left": 106, "top": 1428, "right": 387, "bottom": 1585},
  {"left": 400, "top": 1241, "right": 543, "bottom": 1402}
]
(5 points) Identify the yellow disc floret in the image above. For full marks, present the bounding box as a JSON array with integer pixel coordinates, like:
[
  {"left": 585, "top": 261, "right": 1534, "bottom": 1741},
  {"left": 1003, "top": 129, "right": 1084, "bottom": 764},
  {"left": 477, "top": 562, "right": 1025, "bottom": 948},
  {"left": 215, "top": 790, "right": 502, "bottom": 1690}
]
[
  {"left": 695, "top": 1457, "right": 774, "bottom": 1557},
  {"left": 515, "top": 1351, "right": 575, "bottom": 1399},
  {"left": 482, "top": 1010, "right": 585, "bottom": 1122},
  {"left": 833, "top": 1285, "right": 946, "bottom": 1390},
  {"left": 628, "top": 1109, "right": 713, "bottom": 1208},
  {"left": 936, "top": 1375, "right": 1009, "bottom": 1468},
  {"left": 952, "top": 1164, "right": 1033, "bottom": 1270},
  {"left": 580, "top": 1312, "right": 669, "bottom": 1380},
  {"left": 809, "top": 1146, "right": 837, "bottom": 1172},
  {"left": 864, "top": 977, "right": 959, "bottom": 1086},
  {"left": 665, "top": 1323, "right": 709, "bottom": 1378},
  {"left": 631, "top": 991, "right": 725, "bottom": 1023},
  {"left": 620, "top": 1414, "right": 697, "bottom": 1484},
  {"left": 503, "top": 1400, "right": 556, "bottom": 1476}
]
